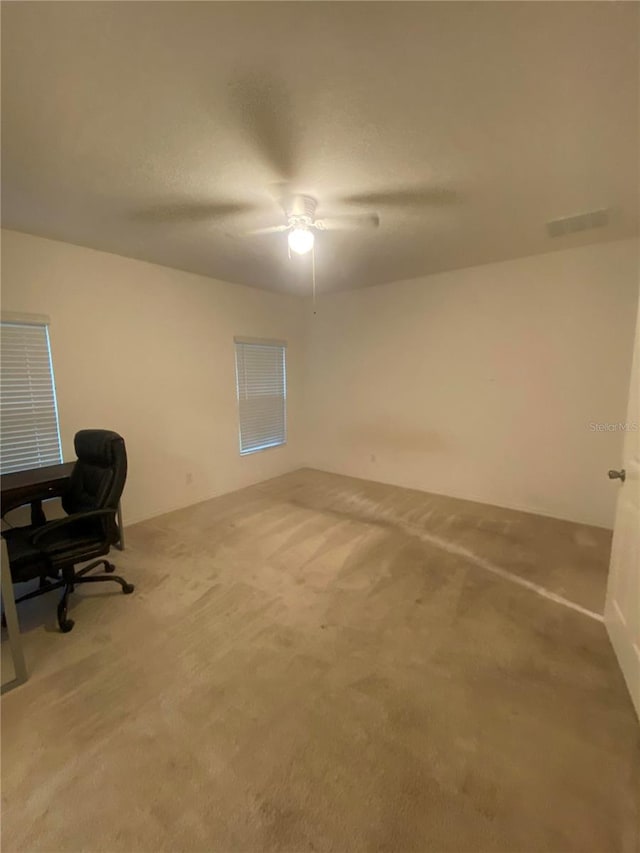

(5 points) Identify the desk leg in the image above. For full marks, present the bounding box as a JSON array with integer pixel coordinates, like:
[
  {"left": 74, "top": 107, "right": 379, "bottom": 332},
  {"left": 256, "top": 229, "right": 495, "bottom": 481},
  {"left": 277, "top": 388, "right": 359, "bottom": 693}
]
[
  {"left": 30, "top": 499, "right": 46, "bottom": 526},
  {"left": 1, "top": 538, "right": 27, "bottom": 693},
  {"left": 116, "top": 501, "right": 125, "bottom": 551}
]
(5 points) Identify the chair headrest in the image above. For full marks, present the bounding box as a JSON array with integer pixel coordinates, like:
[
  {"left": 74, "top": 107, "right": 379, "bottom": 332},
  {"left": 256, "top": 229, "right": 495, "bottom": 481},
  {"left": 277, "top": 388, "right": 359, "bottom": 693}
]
[{"left": 74, "top": 430, "right": 124, "bottom": 466}]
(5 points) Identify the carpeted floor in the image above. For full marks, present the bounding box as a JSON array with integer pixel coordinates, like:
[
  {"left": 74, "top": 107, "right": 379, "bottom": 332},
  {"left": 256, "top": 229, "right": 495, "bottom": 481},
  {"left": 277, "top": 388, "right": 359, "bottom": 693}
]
[{"left": 1, "top": 468, "right": 639, "bottom": 852}]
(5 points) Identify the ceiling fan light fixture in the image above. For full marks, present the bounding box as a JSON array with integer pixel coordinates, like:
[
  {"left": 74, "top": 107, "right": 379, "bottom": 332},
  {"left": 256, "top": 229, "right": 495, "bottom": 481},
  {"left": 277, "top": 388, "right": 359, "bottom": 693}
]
[{"left": 288, "top": 227, "right": 314, "bottom": 255}]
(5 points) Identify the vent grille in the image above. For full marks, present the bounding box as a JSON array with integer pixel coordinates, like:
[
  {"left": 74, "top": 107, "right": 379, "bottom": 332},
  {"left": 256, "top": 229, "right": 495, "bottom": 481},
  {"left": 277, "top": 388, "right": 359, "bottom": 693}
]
[{"left": 547, "top": 209, "right": 609, "bottom": 238}]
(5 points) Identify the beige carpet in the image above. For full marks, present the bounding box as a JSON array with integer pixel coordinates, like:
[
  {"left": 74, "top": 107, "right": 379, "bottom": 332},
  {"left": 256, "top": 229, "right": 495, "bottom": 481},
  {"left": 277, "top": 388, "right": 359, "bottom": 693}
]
[{"left": 2, "top": 468, "right": 639, "bottom": 852}]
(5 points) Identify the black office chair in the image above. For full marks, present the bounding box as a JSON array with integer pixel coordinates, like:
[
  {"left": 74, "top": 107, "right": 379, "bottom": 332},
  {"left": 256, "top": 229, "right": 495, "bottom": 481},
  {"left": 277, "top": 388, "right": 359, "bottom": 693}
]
[{"left": 2, "top": 430, "right": 134, "bottom": 632}]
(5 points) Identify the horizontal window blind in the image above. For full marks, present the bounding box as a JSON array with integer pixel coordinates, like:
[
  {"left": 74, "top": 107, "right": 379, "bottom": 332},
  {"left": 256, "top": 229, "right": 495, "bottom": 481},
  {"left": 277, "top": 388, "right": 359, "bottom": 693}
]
[
  {"left": 0, "top": 322, "right": 62, "bottom": 474},
  {"left": 235, "top": 339, "right": 286, "bottom": 455}
]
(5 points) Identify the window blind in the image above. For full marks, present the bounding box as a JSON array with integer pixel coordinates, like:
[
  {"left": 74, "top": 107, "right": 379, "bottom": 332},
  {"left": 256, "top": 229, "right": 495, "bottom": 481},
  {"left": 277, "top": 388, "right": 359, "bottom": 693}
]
[
  {"left": 235, "top": 339, "right": 286, "bottom": 455},
  {"left": 0, "top": 322, "right": 62, "bottom": 474}
]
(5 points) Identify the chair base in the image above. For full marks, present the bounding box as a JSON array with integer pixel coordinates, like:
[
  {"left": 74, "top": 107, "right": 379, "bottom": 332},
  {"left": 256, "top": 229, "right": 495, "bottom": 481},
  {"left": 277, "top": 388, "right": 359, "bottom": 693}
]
[{"left": 13, "top": 559, "right": 134, "bottom": 633}]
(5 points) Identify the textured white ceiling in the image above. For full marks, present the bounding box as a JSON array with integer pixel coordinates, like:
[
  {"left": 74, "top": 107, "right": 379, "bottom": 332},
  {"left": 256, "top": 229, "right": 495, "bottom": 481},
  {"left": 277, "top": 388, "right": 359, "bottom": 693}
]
[{"left": 2, "top": 1, "right": 638, "bottom": 294}]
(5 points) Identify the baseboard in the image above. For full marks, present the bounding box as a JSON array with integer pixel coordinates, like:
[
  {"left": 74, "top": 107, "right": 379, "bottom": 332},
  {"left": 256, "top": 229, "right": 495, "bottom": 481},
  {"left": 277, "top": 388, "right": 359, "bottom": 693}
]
[
  {"left": 123, "top": 489, "right": 227, "bottom": 529},
  {"left": 302, "top": 464, "right": 613, "bottom": 530},
  {"left": 123, "top": 466, "right": 306, "bottom": 529},
  {"left": 122, "top": 463, "right": 613, "bottom": 533}
]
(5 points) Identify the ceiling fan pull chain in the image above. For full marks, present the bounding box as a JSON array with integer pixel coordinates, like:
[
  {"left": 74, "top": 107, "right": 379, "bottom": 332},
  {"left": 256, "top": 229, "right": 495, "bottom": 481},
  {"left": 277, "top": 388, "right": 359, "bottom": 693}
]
[{"left": 312, "top": 244, "right": 317, "bottom": 315}]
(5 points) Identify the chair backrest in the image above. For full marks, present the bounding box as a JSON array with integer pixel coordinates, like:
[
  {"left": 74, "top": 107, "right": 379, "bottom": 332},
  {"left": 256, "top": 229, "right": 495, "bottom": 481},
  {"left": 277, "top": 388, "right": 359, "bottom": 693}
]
[{"left": 62, "top": 430, "right": 127, "bottom": 517}]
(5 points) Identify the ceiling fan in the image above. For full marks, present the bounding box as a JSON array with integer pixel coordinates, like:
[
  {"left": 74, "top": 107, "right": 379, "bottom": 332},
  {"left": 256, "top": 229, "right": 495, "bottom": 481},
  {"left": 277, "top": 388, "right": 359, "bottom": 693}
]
[
  {"left": 247, "top": 193, "right": 380, "bottom": 255},
  {"left": 132, "top": 76, "right": 458, "bottom": 259}
]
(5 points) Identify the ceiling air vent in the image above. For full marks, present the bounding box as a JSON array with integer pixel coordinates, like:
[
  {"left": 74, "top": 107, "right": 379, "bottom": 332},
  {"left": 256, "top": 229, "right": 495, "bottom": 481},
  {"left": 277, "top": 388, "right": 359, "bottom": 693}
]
[{"left": 546, "top": 209, "right": 610, "bottom": 238}]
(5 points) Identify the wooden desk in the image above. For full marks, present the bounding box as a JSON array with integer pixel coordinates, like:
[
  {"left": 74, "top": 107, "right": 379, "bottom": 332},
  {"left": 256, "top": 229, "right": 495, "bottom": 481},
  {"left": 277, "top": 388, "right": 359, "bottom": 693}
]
[
  {"left": 1, "top": 536, "right": 27, "bottom": 693},
  {"left": 1, "top": 462, "right": 125, "bottom": 550},
  {"left": 1, "top": 461, "right": 75, "bottom": 524},
  {"left": 1, "top": 463, "right": 125, "bottom": 692}
]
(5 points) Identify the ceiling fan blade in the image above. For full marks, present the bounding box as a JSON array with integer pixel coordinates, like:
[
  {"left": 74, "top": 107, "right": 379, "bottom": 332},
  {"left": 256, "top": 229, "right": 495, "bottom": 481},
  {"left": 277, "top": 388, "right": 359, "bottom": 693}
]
[
  {"left": 314, "top": 213, "right": 380, "bottom": 231},
  {"left": 246, "top": 224, "right": 290, "bottom": 235},
  {"left": 131, "top": 200, "right": 256, "bottom": 224},
  {"left": 228, "top": 75, "right": 298, "bottom": 183},
  {"left": 341, "top": 187, "right": 458, "bottom": 208}
]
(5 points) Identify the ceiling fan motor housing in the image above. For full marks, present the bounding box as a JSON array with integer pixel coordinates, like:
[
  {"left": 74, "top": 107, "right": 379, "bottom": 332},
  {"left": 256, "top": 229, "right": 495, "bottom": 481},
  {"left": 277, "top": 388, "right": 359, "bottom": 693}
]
[{"left": 288, "top": 194, "right": 317, "bottom": 224}]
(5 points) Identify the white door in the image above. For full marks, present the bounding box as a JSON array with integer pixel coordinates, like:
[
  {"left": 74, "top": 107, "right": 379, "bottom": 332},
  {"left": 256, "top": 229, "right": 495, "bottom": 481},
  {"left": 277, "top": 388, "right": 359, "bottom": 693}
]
[{"left": 605, "top": 293, "right": 640, "bottom": 722}]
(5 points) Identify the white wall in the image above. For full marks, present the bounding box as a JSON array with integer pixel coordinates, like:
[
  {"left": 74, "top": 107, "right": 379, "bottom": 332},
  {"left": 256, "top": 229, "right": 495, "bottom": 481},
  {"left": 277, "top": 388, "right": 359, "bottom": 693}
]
[
  {"left": 1, "top": 229, "right": 305, "bottom": 524},
  {"left": 2, "top": 231, "right": 637, "bottom": 530},
  {"left": 303, "top": 239, "right": 639, "bottom": 528}
]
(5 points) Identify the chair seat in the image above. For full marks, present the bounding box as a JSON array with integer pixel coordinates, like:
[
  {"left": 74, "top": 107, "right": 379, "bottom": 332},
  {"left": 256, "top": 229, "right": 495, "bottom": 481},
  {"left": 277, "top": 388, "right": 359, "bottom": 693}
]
[
  {"left": 2, "top": 523, "right": 108, "bottom": 584},
  {"left": 2, "top": 526, "right": 50, "bottom": 583}
]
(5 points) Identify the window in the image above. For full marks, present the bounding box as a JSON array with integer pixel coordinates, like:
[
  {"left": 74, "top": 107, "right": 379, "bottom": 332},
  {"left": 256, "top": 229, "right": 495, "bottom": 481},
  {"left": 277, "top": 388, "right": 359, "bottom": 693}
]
[
  {"left": 234, "top": 338, "right": 286, "bottom": 455},
  {"left": 0, "top": 319, "right": 62, "bottom": 474}
]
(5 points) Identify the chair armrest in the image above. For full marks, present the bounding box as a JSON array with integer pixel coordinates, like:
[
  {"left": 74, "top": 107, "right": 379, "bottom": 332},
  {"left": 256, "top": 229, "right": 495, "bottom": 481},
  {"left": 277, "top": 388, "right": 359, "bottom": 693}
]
[{"left": 30, "top": 509, "right": 117, "bottom": 550}]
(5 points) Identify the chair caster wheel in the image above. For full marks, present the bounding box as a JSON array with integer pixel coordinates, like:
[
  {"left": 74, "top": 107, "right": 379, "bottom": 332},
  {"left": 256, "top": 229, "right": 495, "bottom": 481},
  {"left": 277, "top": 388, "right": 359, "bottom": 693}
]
[
  {"left": 122, "top": 583, "right": 135, "bottom": 595},
  {"left": 105, "top": 562, "right": 116, "bottom": 573},
  {"left": 59, "top": 619, "right": 75, "bottom": 633}
]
